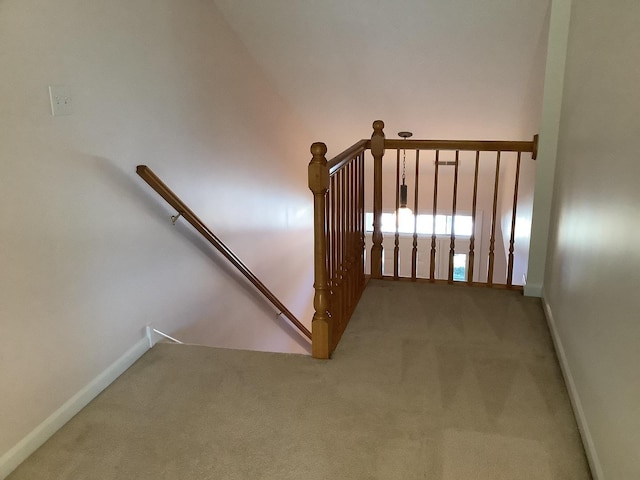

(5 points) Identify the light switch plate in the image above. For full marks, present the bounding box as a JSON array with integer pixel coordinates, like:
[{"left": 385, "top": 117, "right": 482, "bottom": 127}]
[{"left": 49, "top": 85, "right": 73, "bottom": 116}]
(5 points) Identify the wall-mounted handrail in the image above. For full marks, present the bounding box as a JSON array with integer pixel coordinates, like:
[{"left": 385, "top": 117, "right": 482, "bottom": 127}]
[{"left": 136, "top": 165, "right": 312, "bottom": 341}]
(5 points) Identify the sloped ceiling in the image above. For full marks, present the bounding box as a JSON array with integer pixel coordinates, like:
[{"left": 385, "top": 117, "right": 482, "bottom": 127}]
[{"left": 214, "top": 0, "right": 551, "bottom": 156}]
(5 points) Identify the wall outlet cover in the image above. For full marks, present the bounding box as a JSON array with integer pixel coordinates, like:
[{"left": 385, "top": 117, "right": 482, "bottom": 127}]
[{"left": 49, "top": 85, "right": 73, "bottom": 116}]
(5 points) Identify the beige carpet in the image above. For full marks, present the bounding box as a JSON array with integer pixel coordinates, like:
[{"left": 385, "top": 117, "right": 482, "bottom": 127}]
[{"left": 8, "top": 280, "right": 592, "bottom": 479}]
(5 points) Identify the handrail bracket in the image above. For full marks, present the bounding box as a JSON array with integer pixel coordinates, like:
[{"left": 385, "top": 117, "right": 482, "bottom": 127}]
[{"left": 171, "top": 212, "right": 182, "bottom": 225}]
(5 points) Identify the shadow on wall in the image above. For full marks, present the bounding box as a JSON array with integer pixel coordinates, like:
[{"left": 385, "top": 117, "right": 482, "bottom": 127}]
[
  {"left": 91, "top": 155, "right": 313, "bottom": 353},
  {"left": 172, "top": 222, "right": 313, "bottom": 353}
]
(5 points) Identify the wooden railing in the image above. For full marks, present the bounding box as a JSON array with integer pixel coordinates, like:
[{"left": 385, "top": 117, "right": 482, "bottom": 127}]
[
  {"left": 308, "top": 142, "right": 368, "bottom": 358},
  {"left": 380, "top": 129, "right": 537, "bottom": 287},
  {"left": 309, "top": 121, "right": 537, "bottom": 358},
  {"left": 137, "top": 165, "right": 312, "bottom": 342}
]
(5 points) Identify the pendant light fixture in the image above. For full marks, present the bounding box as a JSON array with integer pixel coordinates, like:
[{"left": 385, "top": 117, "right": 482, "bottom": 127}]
[{"left": 398, "top": 131, "right": 413, "bottom": 209}]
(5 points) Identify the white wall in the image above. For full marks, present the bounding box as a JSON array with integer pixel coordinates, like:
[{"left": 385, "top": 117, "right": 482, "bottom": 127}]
[
  {"left": 543, "top": 1, "right": 640, "bottom": 478},
  {"left": 215, "top": 0, "right": 551, "bottom": 289},
  {"left": 0, "top": 0, "right": 314, "bottom": 465},
  {"left": 214, "top": 0, "right": 550, "bottom": 157}
]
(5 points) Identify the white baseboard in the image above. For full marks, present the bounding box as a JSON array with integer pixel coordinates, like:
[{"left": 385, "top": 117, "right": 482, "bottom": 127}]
[
  {"left": 0, "top": 337, "right": 150, "bottom": 480},
  {"left": 541, "top": 294, "right": 605, "bottom": 480}
]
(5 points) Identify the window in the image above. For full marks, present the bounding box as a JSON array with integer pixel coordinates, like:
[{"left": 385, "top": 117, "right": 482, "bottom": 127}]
[
  {"left": 453, "top": 253, "right": 467, "bottom": 281},
  {"left": 365, "top": 212, "right": 473, "bottom": 237}
]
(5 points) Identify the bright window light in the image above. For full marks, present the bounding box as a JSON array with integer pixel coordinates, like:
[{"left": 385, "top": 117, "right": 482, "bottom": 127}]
[
  {"left": 452, "top": 215, "right": 473, "bottom": 236},
  {"left": 453, "top": 253, "right": 467, "bottom": 281},
  {"left": 365, "top": 212, "right": 473, "bottom": 237}
]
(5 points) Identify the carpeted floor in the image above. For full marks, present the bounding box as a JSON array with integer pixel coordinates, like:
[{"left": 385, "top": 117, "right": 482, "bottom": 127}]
[{"left": 8, "top": 280, "right": 592, "bottom": 479}]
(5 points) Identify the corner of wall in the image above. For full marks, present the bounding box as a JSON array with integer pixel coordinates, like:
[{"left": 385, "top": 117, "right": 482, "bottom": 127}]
[
  {"left": 526, "top": 0, "right": 573, "bottom": 290},
  {"left": 523, "top": 282, "right": 543, "bottom": 297}
]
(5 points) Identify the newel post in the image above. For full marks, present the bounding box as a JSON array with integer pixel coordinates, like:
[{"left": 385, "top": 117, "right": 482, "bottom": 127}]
[
  {"left": 308, "top": 142, "right": 332, "bottom": 359},
  {"left": 370, "top": 120, "right": 385, "bottom": 279}
]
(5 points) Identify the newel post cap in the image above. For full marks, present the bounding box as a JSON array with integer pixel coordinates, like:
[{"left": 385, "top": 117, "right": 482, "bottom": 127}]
[
  {"left": 310, "top": 142, "right": 327, "bottom": 158},
  {"left": 371, "top": 120, "right": 385, "bottom": 157},
  {"left": 308, "top": 142, "right": 329, "bottom": 193}
]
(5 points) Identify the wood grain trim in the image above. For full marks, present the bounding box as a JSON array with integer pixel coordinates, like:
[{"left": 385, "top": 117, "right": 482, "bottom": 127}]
[
  {"left": 327, "top": 140, "right": 370, "bottom": 175},
  {"left": 384, "top": 139, "right": 534, "bottom": 153}
]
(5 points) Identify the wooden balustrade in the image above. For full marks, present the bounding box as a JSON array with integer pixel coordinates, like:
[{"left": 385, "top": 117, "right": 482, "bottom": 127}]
[
  {"left": 309, "top": 121, "right": 538, "bottom": 358},
  {"left": 309, "top": 141, "right": 368, "bottom": 359},
  {"left": 373, "top": 126, "right": 537, "bottom": 287}
]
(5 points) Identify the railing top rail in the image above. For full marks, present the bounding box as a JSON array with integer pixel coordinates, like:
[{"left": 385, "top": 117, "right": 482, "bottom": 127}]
[
  {"left": 136, "top": 165, "right": 312, "bottom": 341},
  {"left": 384, "top": 138, "right": 536, "bottom": 156},
  {"left": 327, "top": 139, "right": 370, "bottom": 175}
]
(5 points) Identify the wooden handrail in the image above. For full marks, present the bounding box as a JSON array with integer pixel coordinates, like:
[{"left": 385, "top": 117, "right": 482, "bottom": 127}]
[
  {"left": 136, "top": 165, "right": 312, "bottom": 341},
  {"left": 327, "top": 139, "right": 370, "bottom": 174},
  {"left": 384, "top": 138, "right": 536, "bottom": 155}
]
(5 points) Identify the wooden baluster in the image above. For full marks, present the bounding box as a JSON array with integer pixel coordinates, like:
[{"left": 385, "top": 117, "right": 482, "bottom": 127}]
[
  {"left": 336, "top": 170, "right": 345, "bottom": 343},
  {"left": 354, "top": 155, "right": 361, "bottom": 286},
  {"left": 370, "top": 120, "right": 385, "bottom": 278},
  {"left": 468, "top": 151, "right": 480, "bottom": 284},
  {"left": 331, "top": 174, "right": 340, "bottom": 348},
  {"left": 332, "top": 170, "right": 344, "bottom": 330},
  {"left": 507, "top": 152, "right": 522, "bottom": 288},
  {"left": 340, "top": 168, "right": 347, "bottom": 327},
  {"left": 358, "top": 152, "right": 367, "bottom": 288},
  {"left": 342, "top": 166, "right": 348, "bottom": 324},
  {"left": 342, "top": 167, "right": 347, "bottom": 320},
  {"left": 430, "top": 151, "right": 440, "bottom": 281},
  {"left": 347, "top": 161, "right": 353, "bottom": 308},
  {"left": 355, "top": 156, "right": 362, "bottom": 291},
  {"left": 348, "top": 161, "right": 355, "bottom": 309},
  {"left": 448, "top": 151, "right": 460, "bottom": 283},
  {"left": 487, "top": 151, "right": 501, "bottom": 286},
  {"left": 394, "top": 149, "right": 400, "bottom": 279},
  {"left": 411, "top": 150, "right": 420, "bottom": 280},
  {"left": 324, "top": 181, "right": 331, "bottom": 300},
  {"left": 308, "top": 142, "right": 331, "bottom": 359},
  {"left": 345, "top": 165, "right": 350, "bottom": 317}
]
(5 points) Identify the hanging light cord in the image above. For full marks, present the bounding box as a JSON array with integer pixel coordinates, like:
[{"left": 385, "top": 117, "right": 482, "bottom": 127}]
[
  {"left": 397, "top": 131, "right": 412, "bottom": 210},
  {"left": 402, "top": 146, "right": 406, "bottom": 186}
]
